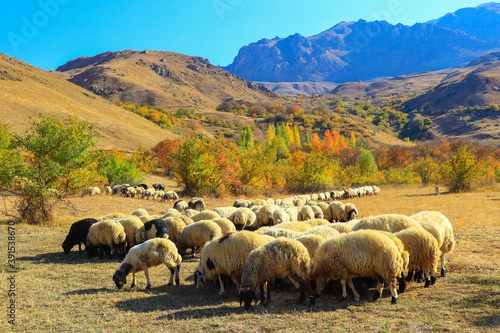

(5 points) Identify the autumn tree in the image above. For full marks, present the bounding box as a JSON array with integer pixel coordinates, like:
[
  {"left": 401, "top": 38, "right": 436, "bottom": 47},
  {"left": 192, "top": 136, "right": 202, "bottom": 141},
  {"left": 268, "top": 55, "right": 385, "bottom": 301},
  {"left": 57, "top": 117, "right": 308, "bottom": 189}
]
[
  {"left": 412, "top": 156, "right": 438, "bottom": 186},
  {"left": 438, "top": 146, "right": 487, "bottom": 192},
  {"left": 151, "top": 139, "right": 182, "bottom": 176}
]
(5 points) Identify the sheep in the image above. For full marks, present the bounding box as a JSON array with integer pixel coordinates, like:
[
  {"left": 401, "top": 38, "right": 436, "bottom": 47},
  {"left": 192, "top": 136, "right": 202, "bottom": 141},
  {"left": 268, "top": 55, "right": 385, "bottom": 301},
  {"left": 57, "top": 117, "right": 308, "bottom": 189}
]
[
  {"left": 351, "top": 214, "right": 423, "bottom": 233},
  {"left": 62, "top": 218, "right": 98, "bottom": 254},
  {"left": 284, "top": 206, "right": 299, "bottom": 222},
  {"left": 249, "top": 199, "right": 267, "bottom": 207},
  {"left": 162, "top": 190, "right": 179, "bottom": 203},
  {"left": 254, "top": 226, "right": 271, "bottom": 235},
  {"left": 213, "top": 207, "right": 238, "bottom": 220},
  {"left": 211, "top": 218, "right": 237, "bottom": 235},
  {"left": 195, "top": 231, "right": 274, "bottom": 295},
  {"left": 163, "top": 217, "right": 186, "bottom": 244},
  {"left": 281, "top": 198, "right": 294, "bottom": 207},
  {"left": 81, "top": 186, "right": 101, "bottom": 197},
  {"left": 309, "top": 230, "right": 405, "bottom": 304},
  {"left": 86, "top": 220, "right": 127, "bottom": 258},
  {"left": 124, "top": 186, "right": 137, "bottom": 198},
  {"left": 142, "top": 218, "right": 170, "bottom": 240},
  {"left": 300, "top": 225, "right": 340, "bottom": 239},
  {"left": 118, "top": 216, "right": 145, "bottom": 249},
  {"left": 135, "top": 186, "right": 145, "bottom": 197},
  {"left": 294, "top": 234, "right": 326, "bottom": 258},
  {"left": 233, "top": 199, "right": 251, "bottom": 208},
  {"left": 96, "top": 212, "right": 127, "bottom": 221},
  {"left": 191, "top": 210, "right": 221, "bottom": 222},
  {"left": 269, "top": 221, "right": 313, "bottom": 233},
  {"left": 298, "top": 205, "right": 314, "bottom": 221},
  {"left": 142, "top": 188, "right": 155, "bottom": 200},
  {"left": 328, "top": 222, "right": 353, "bottom": 234},
  {"left": 152, "top": 183, "right": 165, "bottom": 191},
  {"left": 179, "top": 215, "right": 194, "bottom": 225},
  {"left": 394, "top": 228, "right": 440, "bottom": 290},
  {"left": 138, "top": 215, "right": 155, "bottom": 223},
  {"left": 131, "top": 209, "right": 149, "bottom": 218},
  {"left": 176, "top": 220, "right": 222, "bottom": 255},
  {"left": 173, "top": 200, "right": 189, "bottom": 212},
  {"left": 305, "top": 219, "right": 330, "bottom": 227},
  {"left": 188, "top": 198, "right": 205, "bottom": 211},
  {"left": 153, "top": 190, "right": 165, "bottom": 201},
  {"left": 410, "top": 211, "right": 455, "bottom": 277},
  {"left": 113, "top": 238, "right": 182, "bottom": 291},
  {"left": 294, "top": 197, "right": 307, "bottom": 207},
  {"left": 328, "top": 202, "right": 347, "bottom": 222},
  {"left": 435, "top": 185, "right": 440, "bottom": 196},
  {"left": 344, "top": 203, "right": 358, "bottom": 221},
  {"left": 183, "top": 209, "right": 199, "bottom": 217},
  {"left": 310, "top": 205, "right": 324, "bottom": 219},
  {"left": 263, "top": 228, "right": 302, "bottom": 239},
  {"left": 161, "top": 209, "right": 182, "bottom": 219},
  {"left": 105, "top": 185, "right": 112, "bottom": 195},
  {"left": 255, "top": 204, "right": 279, "bottom": 229},
  {"left": 112, "top": 184, "right": 129, "bottom": 195},
  {"left": 233, "top": 207, "right": 257, "bottom": 230},
  {"left": 239, "top": 238, "right": 315, "bottom": 309},
  {"left": 272, "top": 207, "right": 290, "bottom": 225}
]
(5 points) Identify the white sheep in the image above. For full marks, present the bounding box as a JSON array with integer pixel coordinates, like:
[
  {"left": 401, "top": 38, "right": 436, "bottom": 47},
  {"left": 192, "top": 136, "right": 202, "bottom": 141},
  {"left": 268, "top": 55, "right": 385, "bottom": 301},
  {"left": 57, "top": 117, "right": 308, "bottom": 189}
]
[
  {"left": 299, "top": 225, "right": 340, "bottom": 239},
  {"left": 142, "top": 188, "right": 155, "bottom": 200},
  {"left": 305, "top": 219, "right": 330, "bottom": 227},
  {"left": 86, "top": 220, "right": 127, "bottom": 258},
  {"left": 118, "top": 216, "right": 145, "bottom": 249},
  {"left": 310, "top": 205, "right": 324, "bottom": 219},
  {"left": 190, "top": 210, "right": 221, "bottom": 222},
  {"left": 113, "top": 238, "right": 182, "bottom": 290},
  {"left": 284, "top": 206, "right": 299, "bottom": 222},
  {"left": 298, "top": 205, "right": 315, "bottom": 221},
  {"left": 163, "top": 217, "right": 186, "bottom": 244},
  {"left": 173, "top": 200, "right": 189, "bottom": 212},
  {"left": 233, "top": 199, "right": 251, "bottom": 208},
  {"left": 105, "top": 185, "right": 112, "bottom": 195},
  {"left": 294, "top": 234, "right": 326, "bottom": 258},
  {"left": 272, "top": 207, "right": 290, "bottom": 225},
  {"left": 162, "top": 190, "right": 179, "bottom": 203},
  {"left": 351, "top": 214, "right": 423, "bottom": 233},
  {"left": 310, "top": 230, "right": 405, "bottom": 304},
  {"left": 233, "top": 207, "right": 257, "bottom": 230},
  {"left": 131, "top": 209, "right": 149, "bottom": 218},
  {"left": 239, "top": 238, "right": 315, "bottom": 309},
  {"left": 153, "top": 190, "right": 165, "bottom": 201},
  {"left": 410, "top": 211, "right": 455, "bottom": 277},
  {"left": 125, "top": 186, "right": 137, "bottom": 198},
  {"left": 327, "top": 202, "right": 347, "bottom": 222},
  {"left": 255, "top": 204, "right": 279, "bottom": 228},
  {"left": 195, "top": 231, "right": 274, "bottom": 295},
  {"left": 211, "top": 218, "right": 237, "bottom": 235},
  {"left": 96, "top": 212, "right": 128, "bottom": 221},
  {"left": 81, "top": 186, "right": 101, "bottom": 197},
  {"left": 268, "top": 221, "right": 313, "bottom": 232},
  {"left": 213, "top": 207, "right": 238, "bottom": 220},
  {"left": 344, "top": 203, "right": 358, "bottom": 221},
  {"left": 176, "top": 220, "right": 222, "bottom": 255},
  {"left": 183, "top": 209, "right": 199, "bottom": 217},
  {"left": 161, "top": 209, "right": 182, "bottom": 218},
  {"left": 328, "top": 222, "right": 353, "bottom": 234},
  {"left": 263, "top": 228, "right": 302, "bottom": 239}
]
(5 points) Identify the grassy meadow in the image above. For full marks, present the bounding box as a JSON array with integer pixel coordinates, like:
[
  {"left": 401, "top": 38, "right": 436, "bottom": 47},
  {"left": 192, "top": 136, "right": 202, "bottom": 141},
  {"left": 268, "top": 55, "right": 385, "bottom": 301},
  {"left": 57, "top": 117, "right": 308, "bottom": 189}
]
[{"left": 1, "top": 185, "right": 500, "bottom": 332}]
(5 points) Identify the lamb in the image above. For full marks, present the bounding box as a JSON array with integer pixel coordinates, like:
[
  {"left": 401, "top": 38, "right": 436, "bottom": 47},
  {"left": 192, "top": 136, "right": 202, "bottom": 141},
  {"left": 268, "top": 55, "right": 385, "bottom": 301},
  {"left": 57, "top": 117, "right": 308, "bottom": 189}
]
[
  {"left": 113, "top": 238, "right": 182, "bottom": 291},
  {"left": 410, "top": 211, "right": 455, "bottom": 277},
  {"left": 173, "top": 200, "right": 189, "bottom": 212},
  {"left": 176, "top": 220, "right": 222, "bottom": 255},
  {"left": 310, "top": 230, "right": 405, "bottom": 304},
  {"left": 211, "top": 218, "right": 237, "bottom": 235},
  {"left": 239, "top": 238, "right": 315, "bottom": 309},
  {"left": 394, "top": 228, "right": 440, "bottom": 289},
  {"left": 86, "top": 220, "right": 127, "bottom": 258},
  {"left": 351, "top": 214, "right": 423, "bottom": 233},
  {"left": 344, "top": 203, "right": 358, "bottom": 221},
  {"left": 195, "top": 231, "right": 274, "bottom": 295},
  {"left": 142, "top": 218, "right": 170, "bottom": 240},
  {"left": 233, "top": 207, "right": 257, "bottom": 230},
  {"left": 263, "top": 228, "right": 302, "bottom": 239},
  {"left": 62, "top": 218, "right": 98, "bottom": 254},
  {"left": 327, "top": 202, "right": 347, "bottom": 222},
  {"left": 298, "top": 205, "right": 315, "bottom": 221},
  {"left": 191, "top": 210, "right": 221, "bottom": 222},
  {"left": 213, "top": 207, "right": 238, "bottom": 220},
  {"left": 118, "top": 216, "right": 145, "bottom": 249}
]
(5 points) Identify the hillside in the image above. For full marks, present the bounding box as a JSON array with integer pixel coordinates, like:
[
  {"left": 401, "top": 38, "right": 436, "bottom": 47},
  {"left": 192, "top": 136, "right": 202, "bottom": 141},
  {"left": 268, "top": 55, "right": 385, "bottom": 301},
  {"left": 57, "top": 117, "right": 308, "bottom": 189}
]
[
  {"left": 0, "top": 53, "right": 179, "bottom": 152},
  {"left": 56, "top": 50, "right": 279, "bottom": 109},
  {"left": 257, "top": 81, "right": 339, "bottom": 95}
]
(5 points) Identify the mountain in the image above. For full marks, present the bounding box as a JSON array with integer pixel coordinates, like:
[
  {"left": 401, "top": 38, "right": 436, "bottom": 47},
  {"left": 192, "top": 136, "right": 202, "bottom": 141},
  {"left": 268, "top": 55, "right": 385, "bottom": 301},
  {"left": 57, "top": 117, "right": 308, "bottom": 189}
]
[
  {"left": 56, "top": 50, "right": 279, "bottom": 109},
  {"left": 224, "top": 4, "right": 500, "bottom": 85},
  {"left": 431, "top": 3, "right": 500, "bottom": 41},
  {"left": 0, "top": 53, "right": 178, "bottom": 152},
  {"left": 257, "top": 81, "right": 339, "bottom": 95}
]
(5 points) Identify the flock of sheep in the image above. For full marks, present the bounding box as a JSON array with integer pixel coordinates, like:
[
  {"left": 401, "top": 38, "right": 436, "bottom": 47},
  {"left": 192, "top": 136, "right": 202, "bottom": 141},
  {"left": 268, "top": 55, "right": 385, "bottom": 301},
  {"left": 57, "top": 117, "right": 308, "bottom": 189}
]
[
  {"left": 81, "top": 183, "right": 180, "bottom": 202},
  {"left": 63, "top": 184, "right": 455, "bottom": 310}
]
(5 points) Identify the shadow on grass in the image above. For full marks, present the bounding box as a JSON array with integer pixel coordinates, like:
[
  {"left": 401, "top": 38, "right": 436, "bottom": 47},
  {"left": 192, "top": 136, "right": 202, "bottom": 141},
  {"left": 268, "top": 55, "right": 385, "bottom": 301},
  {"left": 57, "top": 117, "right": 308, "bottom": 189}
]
[
  {"left": 65, "top": 288, "right": 113, "bottom": 295},
  {"left": 18, "top": 251, "right": 123, "bottom": 265}
]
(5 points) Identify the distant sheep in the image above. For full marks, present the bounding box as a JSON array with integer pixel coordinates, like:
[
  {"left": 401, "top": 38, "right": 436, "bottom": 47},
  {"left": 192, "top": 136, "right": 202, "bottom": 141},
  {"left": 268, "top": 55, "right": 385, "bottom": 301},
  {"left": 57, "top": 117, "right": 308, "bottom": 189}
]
[
  {"left": 142, "top": 189, "right": 155, "bottom": 200},
  {"left": 263, "top": 228, "right": 302, "bottom": 239},
  {"left": 96, "top": 212, "right": 128, "bottom": 221},
  {"left": 113, "top": 238, "right": 182, "bottom": 290},
  {"left": 272, "top": 207, "right": 291, "bottom": 225},
  {"left": 162, "top": 191, "right": 179, "bottom": 203},
  {"left": 344, "top": 203, "right": 358, "bottom": 221},
  {"left": 300, "top": 225, "right": 340, "bottom": 239},
  {"left": 327, "top": 202, "right": 347, "bottom": 222},
  {"left": 268, "top": 221, "right": 313, "bottom": 233},
  {"left": 152, "top": 183, "right": 165, "bottom": 191},
  {"left": 173, "top": 200, "right": 189, "bottom": 212},
  {"left": 131, "top": 209, "right": 149, "bottom": 218},
  {"left": 188, "top": 198, "right": 205, "bottom": 211},
  {"left": 62, "top": 218, "right": 98, "bottom": 254},
  {"left": 233, "top": 199, "right": 251, "bottom": 208}
]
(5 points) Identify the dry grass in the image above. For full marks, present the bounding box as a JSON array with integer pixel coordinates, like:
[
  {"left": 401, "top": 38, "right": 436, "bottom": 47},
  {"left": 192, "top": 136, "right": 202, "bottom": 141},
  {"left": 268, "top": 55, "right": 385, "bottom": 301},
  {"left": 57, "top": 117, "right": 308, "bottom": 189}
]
[{"left": 1, "top": 185, "right": 500, "bottom": 332}]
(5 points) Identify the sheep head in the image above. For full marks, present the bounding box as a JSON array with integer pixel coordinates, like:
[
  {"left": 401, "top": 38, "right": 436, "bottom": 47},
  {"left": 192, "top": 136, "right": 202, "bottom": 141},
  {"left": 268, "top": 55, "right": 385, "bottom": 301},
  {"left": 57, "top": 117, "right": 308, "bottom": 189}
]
[
  {"left": 239, "top": 287, "right": 256, "bottom": 310},
  {"left": 113, "top": 270, "right": 126, "bottom": 289}
]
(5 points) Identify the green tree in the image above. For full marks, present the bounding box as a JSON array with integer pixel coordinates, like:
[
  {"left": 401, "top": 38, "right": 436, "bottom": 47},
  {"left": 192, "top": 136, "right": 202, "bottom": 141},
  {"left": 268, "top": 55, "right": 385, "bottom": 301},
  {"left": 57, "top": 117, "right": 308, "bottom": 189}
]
[
  {"left": 412, "top": 156, "right": 438, "bottom": 186},
  {"left": 0, "top": 124, "right": 23, "bottom": 189},
  {"left": 266, "top": 123, "right": 275, "bottom": 146},
  {"left": 438, "top": 146, "right": 486, "bottom": 192},
  {"left": 96, "top": 151, "right": 143, "bottom": 185},
  {"left": 2, "top": 115, "right": 101, "bottom": 225},
  {"left": 358, "top": 150, "right": 378, "bottom": 178}
]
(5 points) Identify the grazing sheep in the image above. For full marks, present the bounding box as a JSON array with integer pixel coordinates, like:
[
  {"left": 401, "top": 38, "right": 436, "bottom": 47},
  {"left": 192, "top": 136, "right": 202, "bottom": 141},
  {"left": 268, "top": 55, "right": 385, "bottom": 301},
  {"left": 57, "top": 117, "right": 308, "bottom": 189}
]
[
  {"left": 269, "top": 221, "right": 313, "bottom": 233},
  {"left": 233, "top": 207, "right": 257, "bottom": 230},
  {"left": 105, "top": 185, "right": 112, "bottom": 195},
  {"left": 328, "top": 222, "right": 353, "bottom": 234},
  {"left": 112, "top": 184, "right": 129, "bottom": 195},
  {"left": 435, "top": 186, "right": 440, "bottom": 196},
  {"left": 394, "top": 228, "right": 440, "bottom": 290},
  {"left": 153, "top": 190, "right": 165, "bottom": 201},
  {"left": 162, "top": 191, "right": 179, "bottom": 203},
  {"left": 176, "top": 220, "right": 222, "bottom": 255},
  {"left": 255, "top": 204, "right": 279, "bottom": 228},
  {"left": 310, "top": 230, "right": 405, "bottom": 304},
  {"left": 191, "top": 210, "right": 221, "bottom": 222},
  {"left": 211, "top": 218, "right": 237, "bottom": 235},
  {"left": 81, "top": 186, "right": 101, "bottom": 197},
  {"left": 240, "top": 238, "right": 315, "bottom": 309},
  {"left": 118, "top": 216, "right": 145, "bottom": 249},
  {"left": 344, "top": 203, "right": 358, "bottom": 221},
  {"left": 152, "top": 183, "right": 165, "bottom": 191},
  {"left": 124, "top": 186, "right": 136, "bottom": 198},
  {"left": 142, "top": 218, "right": 170, "bottom": 240},
  {"left": 183, "top": 209, "right": 199, "bottom": 217},
  {"left": 272, "top": 207, "right": 290, "bottom": 225},
  {"left": 163, "top": 217, "right": 186, "bottom": 244},
  {"left": 410, "top": 211, "right": 455, "bottom": 277},
  {"left": 328, "top": 202, "right": 347, "bottom": 222},
  {"left": 179, "top": 215, "right": 194, "bottom": 226},
  {"left": 249, "top": 199, "right": 267, "bottom": 207},
  {"left": 173, "top": 200, "right": 189, "bottom": 212},
  {"left": 300, "top": 225, "right": 340, "bottom": 239},
  {"left": 131, "top": 209, "right": 149, "bottom": 218},
  {"left": 86, "top": 220, "right": 127, "bottom": 258},
  {"left": 305, "top": 219, "right": 330, "bottom": 227},
  {"left": 263, "top": 228, "right": 302, "bottom": 239},
  {"left": 310, "top": 206, "right": 324, "bottom": 219},
  {"left": 135, "top": 186, "right": 145, "bottom": 197},
  {"left": 113, "top": 238, "right": 182, "bottom": 290},
  {"left": 188, "top": 198, "right": 205, "bottom": 211},
  {"left": 351, "top": 214, "right": 423, "bottom": 233},
  {"left": 161, "top": 209, "right": 182, "bottom": 218},
  {"left": 294, "top": 234, "right": 326, "bottom": 258},
  {"left": 96, "top": 212, "right": 127, "bottom": 221},
  {"left": 195, "top": 231, "right": 274, "bottom": 295},
  {"left": 284, "top": 206, "right": 299, "bottom": 222},
  {"left": 62, "top": 218, "right": 98, "bottom": 254},
  {"left": 142, "top": 189, "right": 155, "bottom": 200},
  {"left": 233, "top": 199, "right": 251, "bottom": 208},
  {"left": 298, "top": 205, "right": 315, "bottom": 221},
  {"left": 213, "top": 207, "right": 238, "bottom": 220},
  {"left": 138, "top": 215, "right": 155, "bottom": 223}
]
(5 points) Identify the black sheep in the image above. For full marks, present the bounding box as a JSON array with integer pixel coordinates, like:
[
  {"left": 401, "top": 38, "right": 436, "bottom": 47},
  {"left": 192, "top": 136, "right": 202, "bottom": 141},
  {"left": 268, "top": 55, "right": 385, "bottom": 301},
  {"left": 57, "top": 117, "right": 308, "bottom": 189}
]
[
  {"left": 62, "top": 218, "right": 98, "bottom": 254},
  {"left": 143, "top": 218, "right": 169, "bottom": 239},
  {"left": 152, "top": 183, "right": 165, "bottom": 191}
]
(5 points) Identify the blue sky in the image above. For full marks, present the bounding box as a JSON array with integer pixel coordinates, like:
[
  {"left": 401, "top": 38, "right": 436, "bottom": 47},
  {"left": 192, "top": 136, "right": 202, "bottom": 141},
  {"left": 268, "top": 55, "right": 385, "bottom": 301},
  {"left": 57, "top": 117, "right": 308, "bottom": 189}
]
[{"left": 0, "top": 0, "right": 491, "bottom": 70}]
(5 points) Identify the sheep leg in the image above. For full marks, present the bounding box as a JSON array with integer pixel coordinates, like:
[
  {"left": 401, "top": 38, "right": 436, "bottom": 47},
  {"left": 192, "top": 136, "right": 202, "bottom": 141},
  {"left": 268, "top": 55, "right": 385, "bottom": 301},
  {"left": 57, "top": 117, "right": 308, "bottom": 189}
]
[
  {"left": 340, "top": 278, "right": 348, "bottom": 302},
  {"left": 144, "top": 269, "right": 151, "bottom": 291},
  {"left": 231, "top": 275, "right": 242, "bottom": 291},
  {"left": 346, "top": 277, "right": 361, "bottom": 302},
  {"left": 168, "top": 267, "right": 175, "bottom": 285},
  {"left": 78, "top": 243, "right": 82, "bottom": 254},
  {"left": 218, "top": 275, "right": 225, "bottom": 295},
  {"left": 259, "top": 284, "right": 266, "bottom": 305},
  {"left": 372, "top": 277, "right": 383, "bottom": 302},
  {"left": 131, "top": 273, "right": 136, "bottom": 288},
  {"left": 175, "top": 264, "right": 180, "bottom": 286},
  {"left": 398, "top": 275, "right": 408, "bottom": 293},
  {"left": 440, "top": 253, "right": 447, "bottom": 277},
  {"left": 265, "top": 282, "right": 272, "bottom": 306},
  {"left": 288, "top": 276, "right": 301, "bottom": 290},
  {"left": 298, "top": 280, "right": 316, "bottom": 306},
  {"left": 388, "top": 278, "right": 398, "bottom": 304}
]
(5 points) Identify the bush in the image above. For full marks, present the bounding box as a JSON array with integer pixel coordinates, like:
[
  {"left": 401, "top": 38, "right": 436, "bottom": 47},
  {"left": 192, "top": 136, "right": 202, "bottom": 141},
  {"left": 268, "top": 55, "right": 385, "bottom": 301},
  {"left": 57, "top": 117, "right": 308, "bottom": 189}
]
[
  {"left": 96, "top": 151, "right": 143, "bottom": 185},
  {"left": 438, "top": 146, "right": 487, "bottom": 192}
]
